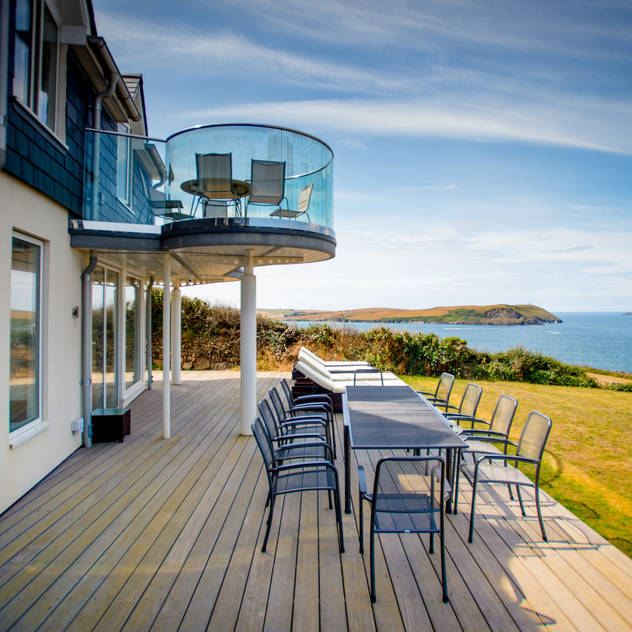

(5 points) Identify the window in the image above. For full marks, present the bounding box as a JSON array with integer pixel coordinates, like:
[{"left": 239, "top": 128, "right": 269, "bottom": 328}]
[
  {"left": 125, "top": 276, "right": 141, "bottom": 389},
  {"left": 12, "top": 0, "right": 60, "bottom": 131},
  {"left": 10, "top": 234, "right": 43, "bottom": 433},
  {"left": 116, "top": 124, "right": 132, "bottom": 205},
  {"left": 92, "top": 266, "right": 119, "bottom": 410}
]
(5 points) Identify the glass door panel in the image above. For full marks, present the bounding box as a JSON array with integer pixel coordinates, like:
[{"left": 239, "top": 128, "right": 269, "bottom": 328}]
[
  {"left": 91, "top": 267, "right": 104, "bottom": 409},
  {"left": 104, "top": 269, "right": 118, "bottom": 408}
]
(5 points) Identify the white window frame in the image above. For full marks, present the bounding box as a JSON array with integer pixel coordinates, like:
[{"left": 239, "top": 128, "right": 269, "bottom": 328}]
[
  {"left": 12, "top": 0, "right": 63, "bottom": 136},
  {"left": 9, "top": 231, "right": 45, "bottom": 440}
]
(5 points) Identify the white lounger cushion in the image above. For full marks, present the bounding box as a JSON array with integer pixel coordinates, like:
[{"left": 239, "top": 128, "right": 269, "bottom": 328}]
[
  {"left": 294, "top": 360, "right": 405, "bottom": 394},
  {"left": 298, "top": 347, "right": 371, "bottom": 368}
]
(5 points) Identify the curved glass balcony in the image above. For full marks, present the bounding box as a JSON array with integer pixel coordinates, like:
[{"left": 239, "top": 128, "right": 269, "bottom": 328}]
[{"left": 82, "top": 124, "right": 334, "bottom": 232}]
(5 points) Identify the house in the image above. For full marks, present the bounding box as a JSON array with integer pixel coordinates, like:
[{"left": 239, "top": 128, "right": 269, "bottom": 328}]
[{"left": 0, "top": 0, "right": 336, "bottom": 514}]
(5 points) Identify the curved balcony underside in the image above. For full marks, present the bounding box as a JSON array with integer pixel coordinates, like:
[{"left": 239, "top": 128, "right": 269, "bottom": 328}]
[{"left": 70, "top": 217, "right": 336, "bottom": 284}]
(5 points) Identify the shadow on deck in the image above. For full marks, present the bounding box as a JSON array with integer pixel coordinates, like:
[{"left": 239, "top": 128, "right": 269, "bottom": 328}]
[{"left": 0, "top": 371, "right": 630, "bottom": 631}]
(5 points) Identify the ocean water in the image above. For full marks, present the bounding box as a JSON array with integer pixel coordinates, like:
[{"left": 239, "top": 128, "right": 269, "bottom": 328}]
[{"left": 290, "top": 312, "right": 632, "bottom": 373}]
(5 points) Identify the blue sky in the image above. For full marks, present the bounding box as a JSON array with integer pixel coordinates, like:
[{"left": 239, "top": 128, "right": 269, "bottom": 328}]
[{"left": 95, "top": 0, "right": 632, "bottom": 312}]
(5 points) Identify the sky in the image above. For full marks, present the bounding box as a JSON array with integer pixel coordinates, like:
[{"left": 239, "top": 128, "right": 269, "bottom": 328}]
[{"left": 94, "top": 0, "right": 632, "bottom": 312}]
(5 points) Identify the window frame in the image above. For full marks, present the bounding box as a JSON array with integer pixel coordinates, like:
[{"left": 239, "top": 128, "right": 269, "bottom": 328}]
[
  {"left": 11, "top": 0, "right": 62, "bottom": 135},
  {"left": 9, "top": 231, "right": 44, "bottom": 438},
  {"left": 116, "top": 123, "right": 133, "bottom": 208}
]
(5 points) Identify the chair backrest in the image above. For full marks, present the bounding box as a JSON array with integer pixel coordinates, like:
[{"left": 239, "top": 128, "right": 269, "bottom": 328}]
[
  {"left": 257, "top": 399, "right": 281, "bottom": 439},
  {"left": 280, "top": 378, "right": 293, "bottom": 407},
  {"left": 372, "top": 456, "right": 445, "bottom": 530},
  {"left": 489, "top": 394, "right": 518, "bottom": 436},
  {"left": 249, "top": 160, "right": 285, "bottom": 205},
  {"left": 435, "top": 372, "right": 455, "bottom": 402},
  {"left": 459, "top": 382, "right": 482, "bottom": 417},
  {"left": 298, "top": 184, "right": 313, "bottom": 213},
  {"left": 252, "top": 418, "right": 275, "bottom": 479},
  {"left": 196, "top": 153, "right": 233, "bottom": 196},
  {"left": 268, "top": 387, "right": 288, "bottom": 422},
  {"left": 517, "top": 411, "right": 552, "bottom": 462}
]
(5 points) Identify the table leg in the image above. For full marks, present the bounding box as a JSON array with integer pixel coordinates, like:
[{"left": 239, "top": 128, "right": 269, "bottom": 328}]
[{"left": 344, "top": 424, "right": 351, "bottom": 514}]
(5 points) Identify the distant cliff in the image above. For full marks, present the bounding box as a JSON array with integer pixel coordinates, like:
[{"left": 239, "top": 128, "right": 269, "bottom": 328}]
[{"left": 263, "top": 304, "right": 562, "bottom": 326}]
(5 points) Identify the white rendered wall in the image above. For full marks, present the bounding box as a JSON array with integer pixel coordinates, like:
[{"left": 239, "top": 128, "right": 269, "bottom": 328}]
[{"left": 0, "top": 172, "right": 84, "bottom": 513}]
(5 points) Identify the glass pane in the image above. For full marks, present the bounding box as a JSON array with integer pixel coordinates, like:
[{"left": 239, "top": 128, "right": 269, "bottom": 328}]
[
  {"left": 38, "top": 4, "right": 58, "bottom": 129},
  {"left": 10, "top": 237, "right": 40, "bottom": 432},
  {"left": 91, "top": 267, "right": 104, "bottom": 410},
  {"left": 105, "top": 269, "right": 119, "bottom": 408},
  {"left": 125, "top": 276, "right": 140, "bottom": 388},
  {"left": 13, "top": 0, "right": 33, "bottom": 105},
  {"left": 116, "top": 127, "right": 130, "bottom": 203}
]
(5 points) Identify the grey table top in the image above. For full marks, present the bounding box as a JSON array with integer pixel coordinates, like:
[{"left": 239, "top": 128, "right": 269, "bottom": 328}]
[{"left": 343, "top": 385, "right": 466, "bottom": 451}]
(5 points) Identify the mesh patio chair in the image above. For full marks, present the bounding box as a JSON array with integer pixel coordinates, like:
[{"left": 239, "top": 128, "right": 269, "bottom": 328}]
[
  {"left": 416, "top": 372, "right": 455, "bottom": 411},
  {"left": 255, "top": 415, "right": 333, "bottom": 465},
  {"left": 452, "top": 393, "right": 518, "bottom": 512},
  {"left": 257, "top": 398, "right": 328, "bottom": 447},
  {"left": 269, "top": 386, "right": 336, "bottom": 457},
  {"left": 358, "top": 456, "right": 448, "bottom": 603},
  {"left": 270, "top": 183, "right": 312, "bottom": 221},
  {"left": 444, "top": 382, "right": 483, "bottom": 423},
  {"left": 460, "top": 410, "right": 552, "bottom": 542},
  {"left": 194, "top": 152, "right": 241, "bottom": 216},
  {"left": 253, "top": 418, "right": 344, "bottom": 553},
  {"left": 247, "top": 159, "right": 286, "bottom": 214}
]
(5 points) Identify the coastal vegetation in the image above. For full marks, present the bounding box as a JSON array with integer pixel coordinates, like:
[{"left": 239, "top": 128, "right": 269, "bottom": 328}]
[
  {"left": 262, "top": 303, "right": 561, "bottom": 325},
  {"left": 403, "top": 376, "right": 632, "bottom": 557},
  {"left": 152, "top": 292, "right": 609, "bottom": 388}
]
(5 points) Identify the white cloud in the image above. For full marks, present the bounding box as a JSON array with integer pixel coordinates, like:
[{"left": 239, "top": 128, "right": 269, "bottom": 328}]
[{"left": 183, "top": 97, "right": 632, "bottom": 155}]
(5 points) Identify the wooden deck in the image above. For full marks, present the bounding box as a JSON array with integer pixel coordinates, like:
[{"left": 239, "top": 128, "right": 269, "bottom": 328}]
[{"left": 1, "top": 371, "right": 631, "bottom": 631}]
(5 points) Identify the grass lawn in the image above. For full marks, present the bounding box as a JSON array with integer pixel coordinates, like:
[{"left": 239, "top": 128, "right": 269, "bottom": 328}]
[{"left": 401, "top": 375, "right": 632, "bottom": 558}]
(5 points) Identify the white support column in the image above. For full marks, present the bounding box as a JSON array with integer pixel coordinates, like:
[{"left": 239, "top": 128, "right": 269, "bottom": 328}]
[
  {"left": 162, "top": 258, "right": 171, "bottom": 439},
  {"left": 171, "top": 283, "right": 182, "bottom": 385},
  {"left": 240, "top": 260, "right": 257, "bottom": 436}
]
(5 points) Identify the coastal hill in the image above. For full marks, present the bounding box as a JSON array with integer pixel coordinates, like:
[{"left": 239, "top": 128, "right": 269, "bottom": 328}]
[{"left": 261, "top": 304, "right": 562, "bottom": 326}]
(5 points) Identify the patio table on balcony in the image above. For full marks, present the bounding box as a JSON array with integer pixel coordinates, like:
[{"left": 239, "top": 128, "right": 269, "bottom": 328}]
[
  {"left": 180, "top": 178, "right": 250, "bottom": 216},
  {"left": 342, "top": 385, "right": 467, "bottom": 514}
]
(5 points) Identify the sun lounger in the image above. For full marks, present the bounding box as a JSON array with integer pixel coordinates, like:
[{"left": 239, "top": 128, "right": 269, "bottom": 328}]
[{"left": 292, "top": 358, "right": 406, "bottom": 412}]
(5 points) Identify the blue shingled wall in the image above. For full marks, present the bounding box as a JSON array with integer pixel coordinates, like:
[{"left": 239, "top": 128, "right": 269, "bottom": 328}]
[{"left": 4, "top": 50, "right": 90, "bottom": 217}]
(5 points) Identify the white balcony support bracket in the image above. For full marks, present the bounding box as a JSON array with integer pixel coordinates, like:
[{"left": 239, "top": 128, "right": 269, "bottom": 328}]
[
  {"left": 162, "top": 258, "right": 171, "bottom": 439},
  {"left": 171, "top": 283, "right": 182, "bottom": 385},
  {"left": 240, "top": 258, "right": 256, "bottom": 436}
]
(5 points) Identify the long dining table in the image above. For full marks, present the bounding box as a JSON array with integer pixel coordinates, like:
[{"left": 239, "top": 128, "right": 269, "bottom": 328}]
[{"left": 342, "top": 385, "right": 467, "bottom": 514}]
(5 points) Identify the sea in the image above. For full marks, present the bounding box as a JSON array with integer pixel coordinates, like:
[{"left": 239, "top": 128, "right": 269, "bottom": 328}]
[{"left": 289, "top": 312, "right": 632, "bottom": 374}]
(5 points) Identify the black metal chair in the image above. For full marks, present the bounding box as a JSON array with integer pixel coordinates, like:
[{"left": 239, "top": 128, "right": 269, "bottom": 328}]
[
  {"left": 257, "top": 398, "right": 328, "bottom": 447},
  {"left": 269, "top": 386, "right": 336, "bottom": 458},
  {"left": 358, "top": 456, "right": 448, "bottom": 603},
  {"left": 461, "top": 410, "right": 552, "bottom": 542},
  {"left": 416, "top": 372, "right": 455, "bottom": 411},
  {"left": 252, "top": 418, "right": 344, "bottom": 553}
]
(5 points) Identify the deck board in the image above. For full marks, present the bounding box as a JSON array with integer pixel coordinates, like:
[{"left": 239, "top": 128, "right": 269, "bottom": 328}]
[{"left": 0, "top": 370, "right": 630, "bottom": 632}]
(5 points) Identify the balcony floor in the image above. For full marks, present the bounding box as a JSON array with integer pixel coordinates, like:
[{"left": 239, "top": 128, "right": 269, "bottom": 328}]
[{"left": 0, "top": 372, "right": 631, "bottom": 631}]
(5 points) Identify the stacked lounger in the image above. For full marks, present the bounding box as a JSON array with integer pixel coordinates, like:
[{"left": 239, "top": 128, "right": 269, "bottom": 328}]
[{"left": 292, "top": 347, "right": 406, "bottom": 412}]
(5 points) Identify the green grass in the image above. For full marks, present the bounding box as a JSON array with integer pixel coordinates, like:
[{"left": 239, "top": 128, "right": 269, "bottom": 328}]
[{"left": 401, "top": 375, "right": 632, "bottom": 557}]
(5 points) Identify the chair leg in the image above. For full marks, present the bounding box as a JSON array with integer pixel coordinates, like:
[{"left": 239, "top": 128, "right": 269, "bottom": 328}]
[
  {"left": 516, "top": 485, "right": 526, "bottom": 516},
  {"left": 535, "top": 486, "right": 548, "bottom": 541},
  {"left": 369, "top": 527, "right": 376, "bottom": 602},
  {"left": 429, "top": 531, "right": 434, "bottom": 554},
  {"left": 468, "top": 477, "right": 478, "bottom": 543},
  {"left": 358, "top": 493, "right": 364, "bottom": 553},
  {"left": 334, "top": 487, "right": 345, "bottom": 553},
  {"left": 262, "top": 495, "right": 276, "bottom": 553},
  {"left": 328, "top": 489, "right": 333, "bottom": 509},
  {"left": 440, "top": 526, "right": 448, "bottom": 603}
]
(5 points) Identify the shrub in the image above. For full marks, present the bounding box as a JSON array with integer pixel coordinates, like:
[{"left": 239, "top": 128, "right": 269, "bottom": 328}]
[{"left": 150, "top": 290, "right": 598, "bottom": 388}]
